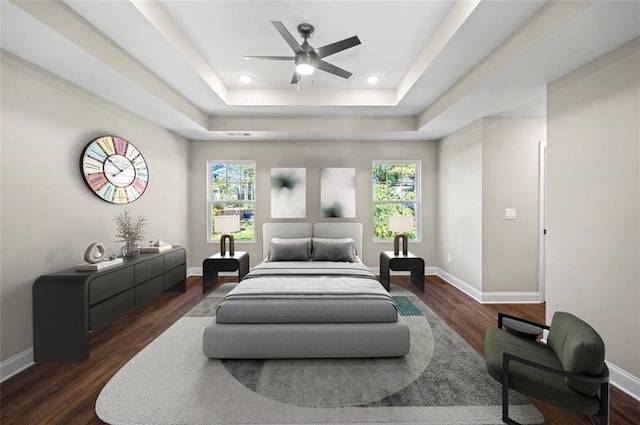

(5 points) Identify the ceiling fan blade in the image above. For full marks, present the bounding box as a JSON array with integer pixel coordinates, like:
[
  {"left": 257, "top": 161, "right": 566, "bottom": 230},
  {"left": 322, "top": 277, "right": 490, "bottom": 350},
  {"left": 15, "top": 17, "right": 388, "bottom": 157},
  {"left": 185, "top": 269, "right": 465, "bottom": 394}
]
[
  {"left": 271, "top": 21, "right": 304, "bottom": 54},
  {"left": 314, "top": 59, "right": 353, "bottom": 79},
  {"left": 290, "top": 71, "right": 301, "bottom": 84},
  {"left": 314, "top": 36, "right": 361, "bottom": 58},
  {"left": 244, "top": 56, "right": 294, "bottom": 61}
]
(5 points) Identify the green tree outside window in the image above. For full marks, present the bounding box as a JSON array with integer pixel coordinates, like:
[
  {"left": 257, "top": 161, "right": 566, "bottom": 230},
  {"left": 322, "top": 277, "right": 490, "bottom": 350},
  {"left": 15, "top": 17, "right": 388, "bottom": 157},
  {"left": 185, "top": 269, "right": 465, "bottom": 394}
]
[
  {"left": 373, "top": 161, "right": 420, "bottom": 240},
  {"left": 208, "top": 161, "right": 256, "bottom": 241}
]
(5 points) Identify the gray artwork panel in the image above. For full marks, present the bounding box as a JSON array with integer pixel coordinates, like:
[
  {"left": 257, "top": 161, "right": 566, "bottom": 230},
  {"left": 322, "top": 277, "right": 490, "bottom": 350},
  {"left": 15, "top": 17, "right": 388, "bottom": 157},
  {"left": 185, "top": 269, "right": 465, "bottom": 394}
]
[
  {"left": 321, "top": 168, "right": 356, "bottom": 218},
  {"left": 271, "top": 168, "right": 306, "bottom": 218}
]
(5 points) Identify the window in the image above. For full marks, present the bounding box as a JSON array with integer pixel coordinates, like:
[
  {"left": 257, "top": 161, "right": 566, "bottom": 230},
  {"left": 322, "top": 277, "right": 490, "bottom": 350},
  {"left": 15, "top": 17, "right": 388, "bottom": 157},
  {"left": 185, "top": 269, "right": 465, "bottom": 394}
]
[
  {"left": 372, "top": 161, "right": 420, "bottom": 241},
  {"left": 207, "top": 161, "right": 255, "bottom": 242}
]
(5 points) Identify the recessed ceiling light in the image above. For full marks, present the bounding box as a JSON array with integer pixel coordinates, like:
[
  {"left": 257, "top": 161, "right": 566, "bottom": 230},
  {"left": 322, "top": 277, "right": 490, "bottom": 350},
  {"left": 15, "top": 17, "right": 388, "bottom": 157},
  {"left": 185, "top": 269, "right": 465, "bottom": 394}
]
[
  {"left": 238, "top": 75, "right": 252, "bottom": 84},
  {"left": 366, "top": 75, "right": 380, "bottom": 85}
]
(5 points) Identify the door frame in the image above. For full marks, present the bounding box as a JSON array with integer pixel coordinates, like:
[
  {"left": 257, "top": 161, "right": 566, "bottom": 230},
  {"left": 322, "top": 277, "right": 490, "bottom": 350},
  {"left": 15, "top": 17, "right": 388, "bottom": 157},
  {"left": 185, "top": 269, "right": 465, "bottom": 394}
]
[{"left": 538, "top": 140, "right": 546, "bottom": 303}]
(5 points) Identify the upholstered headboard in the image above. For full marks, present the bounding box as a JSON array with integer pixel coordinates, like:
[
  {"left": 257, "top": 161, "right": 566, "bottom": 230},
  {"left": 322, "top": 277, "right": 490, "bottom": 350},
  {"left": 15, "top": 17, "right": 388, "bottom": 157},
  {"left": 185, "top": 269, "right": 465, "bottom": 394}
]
[
  {"left": 262, "top": 222, "right": 363, "bottom": 260},
  {"left": 313, "top": 222, "right": 363, "bottom": 258}
]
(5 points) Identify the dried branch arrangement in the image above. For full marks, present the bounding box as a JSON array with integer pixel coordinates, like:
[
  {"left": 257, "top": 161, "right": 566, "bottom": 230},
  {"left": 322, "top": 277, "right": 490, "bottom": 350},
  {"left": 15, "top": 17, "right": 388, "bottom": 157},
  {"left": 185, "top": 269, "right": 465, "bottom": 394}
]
[{"left": 114, "top": 210, "right": 148, "bottom": 243}]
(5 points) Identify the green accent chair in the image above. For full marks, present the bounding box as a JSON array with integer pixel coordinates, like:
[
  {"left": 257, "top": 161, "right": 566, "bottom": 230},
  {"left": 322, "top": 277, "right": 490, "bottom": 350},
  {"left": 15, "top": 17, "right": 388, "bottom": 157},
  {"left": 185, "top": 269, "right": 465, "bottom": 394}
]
[{"left": 484, "top": 312, "right": 609, "bottom": 425}]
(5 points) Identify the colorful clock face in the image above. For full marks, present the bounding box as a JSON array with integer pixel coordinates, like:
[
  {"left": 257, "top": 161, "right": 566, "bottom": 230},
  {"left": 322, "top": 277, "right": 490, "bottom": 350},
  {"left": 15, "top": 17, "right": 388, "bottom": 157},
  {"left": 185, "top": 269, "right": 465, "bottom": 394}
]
[{"left": 80, "top": 136, "right": 149, "bottom": 204}]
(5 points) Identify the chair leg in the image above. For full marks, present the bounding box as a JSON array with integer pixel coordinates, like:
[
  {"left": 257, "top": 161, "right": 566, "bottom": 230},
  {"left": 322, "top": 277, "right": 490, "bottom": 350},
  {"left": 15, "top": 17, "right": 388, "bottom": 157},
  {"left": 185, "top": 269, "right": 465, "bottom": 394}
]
[
  {"left": 501, "top": 364, "right": 523, "bottom": 425},
  {"left": 595, "top": 382, "right": 610, "bottom": 425}
]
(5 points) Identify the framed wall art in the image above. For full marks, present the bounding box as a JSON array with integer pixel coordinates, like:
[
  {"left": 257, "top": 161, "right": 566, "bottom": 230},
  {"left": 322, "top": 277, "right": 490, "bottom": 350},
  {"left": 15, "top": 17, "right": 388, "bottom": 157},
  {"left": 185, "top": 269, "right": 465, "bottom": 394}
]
[
  {"left": 271, "top": 168, "right": 306, "bottom": 218},
  {"left": 321, "top": 167, "right": 355, "bottom": 218}
]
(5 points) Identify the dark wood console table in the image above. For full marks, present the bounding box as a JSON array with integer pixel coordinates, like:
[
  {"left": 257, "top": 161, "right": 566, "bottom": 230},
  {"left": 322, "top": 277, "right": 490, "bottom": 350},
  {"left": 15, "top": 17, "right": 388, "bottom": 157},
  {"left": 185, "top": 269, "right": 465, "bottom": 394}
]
[
  {"left": 202, "top": 251, "right": 249, "bottom": 294},
  {"left": 33, "top": 247, "right": 186, "bottom": 362},
  {"left": 379, "top": 251, "right": 425, "bottom": 292}
]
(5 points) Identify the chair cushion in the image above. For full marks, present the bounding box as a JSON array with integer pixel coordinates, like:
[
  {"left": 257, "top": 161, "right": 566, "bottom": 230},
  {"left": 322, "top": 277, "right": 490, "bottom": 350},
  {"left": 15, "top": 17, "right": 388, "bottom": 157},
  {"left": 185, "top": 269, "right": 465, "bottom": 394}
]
[
  {"left": 547, "top": 312, "right": 605, "bottom": 396},
  {"left": 484, "top": 328, "right": 601, "bottom": 415}
]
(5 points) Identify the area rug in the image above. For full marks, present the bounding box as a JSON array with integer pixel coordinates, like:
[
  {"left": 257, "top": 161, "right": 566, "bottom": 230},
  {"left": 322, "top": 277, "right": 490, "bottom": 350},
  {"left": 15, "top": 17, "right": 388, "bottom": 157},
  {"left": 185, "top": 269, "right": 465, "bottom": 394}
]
[{"left": 96, "top": 283, "right": 543, "bottom": 425}]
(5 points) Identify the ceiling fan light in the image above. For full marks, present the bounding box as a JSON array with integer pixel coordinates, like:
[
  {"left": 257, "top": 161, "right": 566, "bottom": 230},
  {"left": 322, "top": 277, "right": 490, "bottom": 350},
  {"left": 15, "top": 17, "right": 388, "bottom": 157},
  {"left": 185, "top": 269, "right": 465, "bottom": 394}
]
[
  {"left": 295, "top": 63, "right": 315, "bottom": 76},
  {"left": 295, "top": 55, "right": 314, "bottom": 76}
]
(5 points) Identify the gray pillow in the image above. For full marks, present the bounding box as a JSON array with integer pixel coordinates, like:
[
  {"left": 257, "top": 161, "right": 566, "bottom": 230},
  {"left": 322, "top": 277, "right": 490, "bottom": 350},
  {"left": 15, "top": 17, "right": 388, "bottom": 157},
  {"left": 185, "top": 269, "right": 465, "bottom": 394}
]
[
  {"left": 267, "top": 237, "right": 311, "bottom": 261},
  {"left": 311, "top": 238, "right": 357, "bottom": 262}
]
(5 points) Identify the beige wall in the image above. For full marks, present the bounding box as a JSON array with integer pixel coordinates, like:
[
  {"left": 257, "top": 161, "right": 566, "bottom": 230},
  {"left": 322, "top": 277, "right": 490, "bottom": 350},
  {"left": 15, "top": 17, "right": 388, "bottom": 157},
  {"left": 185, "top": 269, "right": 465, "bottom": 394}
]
[
  {"left": 546, "top": 39, "right": 640, "bottom": 377},
  {"left": 0, "top": 53, "right": 189, "bottom": 363},
  {"left": 482, "top": 117, "right": 545, "bottom": 293},
  {"left": 437, "top": 117, "right": 544, "bottom": 296},
  {"left": 188, "top": 140, "right": 438, "bottom": 268},
  {"left": 437, "top": 121, "right": 483, "bottom": 290}
]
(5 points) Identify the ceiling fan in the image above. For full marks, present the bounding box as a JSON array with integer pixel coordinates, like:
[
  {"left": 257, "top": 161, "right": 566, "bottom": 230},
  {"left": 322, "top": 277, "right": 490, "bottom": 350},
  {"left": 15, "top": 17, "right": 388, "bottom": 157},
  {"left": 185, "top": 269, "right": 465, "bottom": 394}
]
[{"left": 244, "top": 21, "right": 361, "bottom": 84}]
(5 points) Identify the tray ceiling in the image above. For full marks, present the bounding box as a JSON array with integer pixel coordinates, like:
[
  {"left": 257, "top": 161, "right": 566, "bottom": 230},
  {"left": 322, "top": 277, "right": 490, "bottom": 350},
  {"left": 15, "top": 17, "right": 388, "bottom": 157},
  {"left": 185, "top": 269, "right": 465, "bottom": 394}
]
[{"left": 1, "top": 0, "right": 638, "bottom": 141}]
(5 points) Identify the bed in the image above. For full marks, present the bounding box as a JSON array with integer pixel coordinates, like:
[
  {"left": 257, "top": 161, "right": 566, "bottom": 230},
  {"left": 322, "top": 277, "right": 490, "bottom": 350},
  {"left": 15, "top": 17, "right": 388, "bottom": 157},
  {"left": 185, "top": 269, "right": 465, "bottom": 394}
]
[{"left": 203, "top": 222, "right": 410, "bottom": 359}]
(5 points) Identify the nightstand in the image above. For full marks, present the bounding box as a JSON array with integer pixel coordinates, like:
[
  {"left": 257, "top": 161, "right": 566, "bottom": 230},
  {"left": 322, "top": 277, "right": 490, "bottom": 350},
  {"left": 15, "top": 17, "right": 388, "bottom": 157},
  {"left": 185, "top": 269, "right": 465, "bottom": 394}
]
[
  {"left": 202, "top": 251, "right": 250, "bottom": 294},
  {"left": 379, "top": 251, "right": 425, "bottom": 292}
]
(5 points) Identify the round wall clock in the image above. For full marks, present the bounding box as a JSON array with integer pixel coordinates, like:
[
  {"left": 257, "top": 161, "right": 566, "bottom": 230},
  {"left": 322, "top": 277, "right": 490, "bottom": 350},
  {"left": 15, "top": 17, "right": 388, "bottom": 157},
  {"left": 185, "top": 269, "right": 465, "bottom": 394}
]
[{"left": 80, "top": 136, "right": 149, "bottom": 204}]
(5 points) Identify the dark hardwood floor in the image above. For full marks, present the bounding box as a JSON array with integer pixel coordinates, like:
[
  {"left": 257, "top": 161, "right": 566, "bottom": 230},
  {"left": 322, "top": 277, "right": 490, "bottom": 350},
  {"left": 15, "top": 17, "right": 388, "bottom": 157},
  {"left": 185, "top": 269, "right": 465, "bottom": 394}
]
[{"left": 1, "top": 275, "right": 638, "bottom": 424}]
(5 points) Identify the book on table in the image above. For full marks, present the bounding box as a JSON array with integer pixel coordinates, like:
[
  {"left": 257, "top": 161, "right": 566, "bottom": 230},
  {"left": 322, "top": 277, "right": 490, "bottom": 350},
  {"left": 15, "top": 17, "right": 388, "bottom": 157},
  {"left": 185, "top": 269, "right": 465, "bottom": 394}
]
[
  {"left": 140, "top": 244, "right": 172, "bottom": 253},
  {"left": 75, "top": 258, "right": 123, "bottom": 271}
]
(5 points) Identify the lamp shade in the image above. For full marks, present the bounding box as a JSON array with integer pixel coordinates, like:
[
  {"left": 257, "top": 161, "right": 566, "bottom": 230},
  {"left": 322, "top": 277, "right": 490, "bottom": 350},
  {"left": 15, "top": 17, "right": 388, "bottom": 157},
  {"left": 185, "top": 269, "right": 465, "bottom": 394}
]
[
  {"left": 214, "top": 215, "right": 240, "bottom": 234},
  {"left": 388, "top": 215, "right": 413, "bottom": 233}
]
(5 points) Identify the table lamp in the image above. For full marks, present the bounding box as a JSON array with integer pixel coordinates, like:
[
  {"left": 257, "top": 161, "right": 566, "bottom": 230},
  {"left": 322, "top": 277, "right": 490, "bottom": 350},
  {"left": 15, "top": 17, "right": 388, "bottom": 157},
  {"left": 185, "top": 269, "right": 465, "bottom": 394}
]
[
  {"left": 389, "top": 215, "right": 413, "bottom": 256},
  {"left": 214, "top": 215, "right": 240, "bottom": 256}
]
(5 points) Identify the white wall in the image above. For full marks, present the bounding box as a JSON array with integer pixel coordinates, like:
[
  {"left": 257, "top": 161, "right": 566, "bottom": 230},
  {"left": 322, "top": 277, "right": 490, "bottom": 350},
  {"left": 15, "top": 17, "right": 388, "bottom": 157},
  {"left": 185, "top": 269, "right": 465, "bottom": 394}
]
[
  {"left": 546, "top": 39, "right": 640, "bottom": 379},
  {"left": 0, "top": 53, "right": 189, "bottom": 365},
  {"left": 188, "top": 139, "right": 438, "bottom": 268},
  {"left": 437, "top": 121, "right": 483, "bottom": 290}
]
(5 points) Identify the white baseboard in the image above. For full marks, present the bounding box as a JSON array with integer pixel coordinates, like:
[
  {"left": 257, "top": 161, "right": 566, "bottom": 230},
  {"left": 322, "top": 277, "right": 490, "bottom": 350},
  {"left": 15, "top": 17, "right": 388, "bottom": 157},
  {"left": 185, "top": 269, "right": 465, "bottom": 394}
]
[
  {"left": 369, "top": 266, "right": 439, "bottom": 276},
  {"left": 480, "top": 291, "right": 542, "bottom": 304},
  {"left": 0, "top": 348, "right": 33, "bottom": 383},
  {"left": 436, "top": 268, "right": 484, "bottom": 303},
  {"left": 425, "top": 266, "right": 439, "bottom": 275},
  {"left": 187, "top": 267, "right": 202, "bottom": 276},
  {"left": 435, "top": 268, "right": 541, "bottom": 304},
  {"left": 608, "top": 362, "right": 640, "bottom": 401}
]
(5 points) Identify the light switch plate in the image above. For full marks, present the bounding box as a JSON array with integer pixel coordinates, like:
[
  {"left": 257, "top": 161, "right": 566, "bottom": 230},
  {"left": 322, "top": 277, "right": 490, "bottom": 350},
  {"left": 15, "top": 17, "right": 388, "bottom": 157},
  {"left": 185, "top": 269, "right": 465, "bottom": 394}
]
[{"left": 505, "top": 208, "right": 517, "bottom": 219}]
